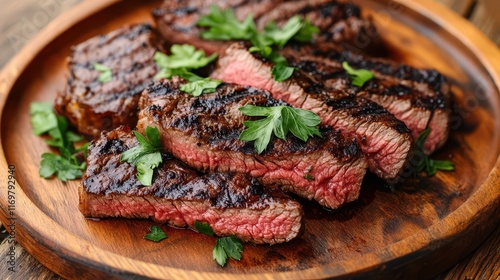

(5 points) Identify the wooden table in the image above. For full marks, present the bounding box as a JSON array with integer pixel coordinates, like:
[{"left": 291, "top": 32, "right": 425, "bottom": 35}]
[{"left": 0, "top": 0, "right": 498, "bottom": 279}]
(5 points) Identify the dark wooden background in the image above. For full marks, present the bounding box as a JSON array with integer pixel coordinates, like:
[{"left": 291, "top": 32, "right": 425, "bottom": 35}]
[{"left": 0, "top": 0, "right": 498, "bottom": 279}]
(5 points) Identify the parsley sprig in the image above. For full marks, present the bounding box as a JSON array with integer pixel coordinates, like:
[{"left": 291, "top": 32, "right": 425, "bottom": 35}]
[
  {"left": 120, "top": 126, "right": 163, "bottom": 186},
  {"left": 342, "top": 61, "right": 374, "bottom": 87},
  {"left": 197, "top": 5, "right": 319, "bottom": 82},
  {"left": 413, "top": 128, "right": 454, "bottom": 176},
  {"left": 30, "top": 102, "right": 88, "bottom": 182},
  {"left": 239, "top": 105, "right": 322, "bottom": 153},
  {"left": 195, "top": 220, "right": 243, "bottom": 267},
  {"left": 154, "top": 44, "right": 222, "bottom": 96}
]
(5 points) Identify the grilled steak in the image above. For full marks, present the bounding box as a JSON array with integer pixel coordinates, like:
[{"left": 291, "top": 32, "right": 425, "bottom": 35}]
[
  {"left": 152, "top": 0, "right": 384, "bottom": 56},
  {"left": 137, "top": 78, "right": 368, "bottom": 209},
  {"left": 55, "top": 24, "right": 162, "bottom": 138},
  {"left": 282, "top": 44, "right": 452, "bottom": 153},
  {"left": 211, "top": 43, "right": 413, "bottom": 179},
  {"left": 80, "top": 126, "right": 304, "bottom": 244}
]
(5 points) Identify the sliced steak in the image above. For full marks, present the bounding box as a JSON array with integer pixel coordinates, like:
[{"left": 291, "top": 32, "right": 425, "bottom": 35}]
[
  {"left": 211, "top": 42, "right": 413, "bottom": 179},
  {"left": 152, "top": 0, "right": 384, "bottom": 56},
  {"left": 55, "top": 24, "right": 162, "bottom": 138},
  {"left": 137, "top": 78, "right": 368, "bottom": 209},
  {"left": 80, "top": 126, "right": 304, "bottom": 245},
  {"left": 282, "top": 44, "right": 451, "bottom": 153}
]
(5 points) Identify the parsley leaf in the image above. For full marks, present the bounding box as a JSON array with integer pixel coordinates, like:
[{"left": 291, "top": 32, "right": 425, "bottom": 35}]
[
  {"left": 154, "top": 44, "right": 217, "bottom": 69},
  {"left": 213, "top": 236, "right": 243, "bottom": 267},
  {"left": 30, "top": 102, "right": 89, "bottom": 182},
  {"left": 342, "top": 61, "right": 374, "bottom": 87},
  {"left": 198, "top": 5, "right": 256, "bottom": 40},
  {"left": 263, "top": 16, "right": 303, "bottom": 48},
  {"left": 120, "top": 126, "right": 163, "bottom": 186},
  {"left": 239, "top": 105, "right": 322, "bottom": 153},
  {"left": 413, "top": 128, "right": 454, "bottom": 176},
  {"left": 194, "top": 220, "right": 214, "bottom": 236},
  {"left": 271, "top": 64, "right": 295, "bottom": 82},
  {"left": 196, "top": 6, "right": 318, "bottom": 82},
  {"left": 93, "top": 62, "right": 112, "bottom": 83},
  {"left": 30, "top": 102, "right": 58, "bottom": 135},
  {"left": 39, "top": 153, "right": 85, "bottom": 181},
  {"left": 180, "top": 78, "right": 222, "bottom": 97},
  {"left": 144, "top": 225, "right": 168, "bottom": 242},
  {"left": 153, "top": 45, "right": 221, "bottom": 96}
]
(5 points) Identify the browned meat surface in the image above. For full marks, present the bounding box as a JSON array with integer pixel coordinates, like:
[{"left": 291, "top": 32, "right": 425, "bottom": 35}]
[
  {"left": 211, "top": 42, "right": 413, "bottom": 179},
  {"left": 152, "top": 0, "right": 384, "bottom": 56},
  {"left": 137, "top": 78, "right": 368, "bottom": 209},
  {"left": 55, "top": 24, "right": 163, "bottom": 138},
  {"left": 80, "top": 126, "right": 304, "bottom": 244},
  {"left": 282, "top": 44, "right": 452, "bottom": 153}
]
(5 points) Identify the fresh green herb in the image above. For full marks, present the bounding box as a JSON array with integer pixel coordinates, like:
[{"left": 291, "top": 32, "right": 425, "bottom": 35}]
[
  {"left": 271, "top": 64, "right": 295, "bottom": 82},
  {"left": 30, "top": 102, "right": 88, "bottom": 182},
  {"left": 342, "top": 61, "right": 374, "bottom": 87},
  {"left": 39, "top": 153, "right": 86, "bottom": 181},
  {"left": 93, "top": 62, "right": 112, "bottom": 83},
  {"left": 413, "top": 128, "right": 454, "bottom": 176},
  {"left": 197, "top": 6, "right": 319, "bottom": 82},
  {"left": 197, "top": 5, "right": 256, "bottom": 41},
  {"left": 304, "top": 173, "right": 314, "bottom": 180},
  {"left": 154, "top": 44, "right": 218, "bottom": 70},
  {"left": 179, "top": 78, "right": 222, "bottom": 97},
  {"left": 213, "top": 236, "right": 243, "bottom": 267},
  {"left": 30, "top": 102, "right": 58, "bottom": 135},
  {"left": 144, "top": 225, "right": 168, "bottom": 242},
  {"left": 120, "top": 126, "right": 163, "bottom": 186},
  {"left": 239, "top": 105, "right": 322, "bottom": 154},
  {"left": 194, "top": 220, "right": 214, "bottom": 236},
  {"left": 153, "top": 45, "right": 222, "bottom": 96}
]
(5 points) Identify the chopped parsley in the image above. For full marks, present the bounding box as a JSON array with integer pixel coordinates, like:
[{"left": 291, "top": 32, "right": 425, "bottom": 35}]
[
  {"left": 194, "top": 220, "right": 214, "bottom": 236},
  {"left": 30, "top": 102, "right": 88, "bottom": 182},
  {"left": 342, "top": 61, "right": 374, "bottom": 87},
  {"left": 197, "top": 6, "right": 319, "bottom": 82},
  {"left": 193, "top": 221, "right": 243, "bottom": 267},
  {"left": 154, "top": 44, "right": 222, "bottom": 96},
  {"left": 93, "top": 62, "right": 112, "bottom": 83},
  {"left": 239, "top": 105, "right": 322, "bottom": 154},
  {"left": 213, "top": 236, "right": 243, "bottom": 267},
  {"left": 144, "top": 225, "right": 168, "bottom": 242},
  {"left": 413, "top": 128, "right": 454, "bottom": 176},
  {"left": 120, "top": 126, "right": 163, "bottom": 186}
]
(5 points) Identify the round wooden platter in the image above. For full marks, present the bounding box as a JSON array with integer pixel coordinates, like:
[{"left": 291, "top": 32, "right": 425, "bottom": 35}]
[{"left": 0, "top": 0, "right": 499, "bottom": 279}]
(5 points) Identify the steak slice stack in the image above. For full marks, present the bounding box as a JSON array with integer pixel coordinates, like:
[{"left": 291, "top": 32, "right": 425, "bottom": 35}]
[
  {"left": 137, "top": 78, "right": 368, "bottom": 209},
  {"left": 55, "top": 24, "right": 162, "bottom": 138},
  {"left": 282, "top": 44, "right": 452, "bottom": 153},
  {"left": 79, "top": 126, "right": 304, "bottom": 245},
  {"left": 153, "top": 0, "right": 383, "bottom": 56},
  {"left": 211, "top": 42, "right": 413, "bottom": 180}
]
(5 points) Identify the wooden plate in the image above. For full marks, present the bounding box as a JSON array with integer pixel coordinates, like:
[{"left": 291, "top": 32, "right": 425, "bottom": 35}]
[{"left": 1, "top": 0, "right": 499, "bottom": 278}]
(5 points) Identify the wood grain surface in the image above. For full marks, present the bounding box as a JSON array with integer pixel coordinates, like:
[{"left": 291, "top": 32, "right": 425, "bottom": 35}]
[{"left": 0, "top": 0, "right": 499, "bottom": 279}]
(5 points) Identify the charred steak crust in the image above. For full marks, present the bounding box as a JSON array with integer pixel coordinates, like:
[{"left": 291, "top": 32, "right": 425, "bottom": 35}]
[
  {"left": 153, "top": 0, "right": 384, "bottom": 56},
  {"left": 137, "top": 78, "right": 368, "bottom": 209},
  {"left": 211, "top": 42, "right": 413, "bottom": 179},
  {"left": 80, "top": 126, "right": 304, "bottom": 244},
  {"left": 55, "top": 24, "right": 163, "bottom": 138},
  {"left": 282, "top": 44, "right": 452, "bottom": 152}
]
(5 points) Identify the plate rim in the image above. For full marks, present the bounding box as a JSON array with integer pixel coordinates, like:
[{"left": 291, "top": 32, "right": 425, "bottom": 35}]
[{"left": 0, "top": 0, "right": 499, "bottom": 278}]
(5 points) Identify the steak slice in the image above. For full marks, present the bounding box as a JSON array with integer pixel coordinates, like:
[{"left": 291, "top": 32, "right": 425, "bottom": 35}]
[
  {"left": 55, "top": 24, "right": 162, "bottom": 138},
  {"left": 282, "top": 45, "right": 452, "bottom": 153},
  {"left": 137, "top": 78, "right": 368, "bottom": 209},
  {"left": 211, "top": 43, "right": 413, "bottom": 179},
  {"left": 152, "top": 0, "right": 384, "bottom": 56},
  {"left": 79, "top": 126, "right": 304, "bottom": 245}
]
